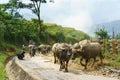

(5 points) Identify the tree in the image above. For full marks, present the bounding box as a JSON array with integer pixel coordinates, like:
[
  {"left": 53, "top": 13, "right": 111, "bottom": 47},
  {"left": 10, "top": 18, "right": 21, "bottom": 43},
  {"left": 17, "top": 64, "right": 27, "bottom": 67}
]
[
  {"left": 2, "top": 0, "right": 23, "bottom": 19},
  {"left": 27, "top": 0, "right": 54, "bottom": 40},
  {"left": 94, "top": 27, "right": 109, "bottom": 39},
  {"left": 0, "top": 21, "right": 5, "bottom": 44},
  {"left": 2, "top": 0, "right": 54, "bottom": 40}
]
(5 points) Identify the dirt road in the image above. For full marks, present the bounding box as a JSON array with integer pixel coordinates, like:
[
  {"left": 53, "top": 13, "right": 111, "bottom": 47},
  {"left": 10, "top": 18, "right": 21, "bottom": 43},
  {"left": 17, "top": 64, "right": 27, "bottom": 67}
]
[{"left": 14, "top": 55, "right": 119, "bottom": 80}]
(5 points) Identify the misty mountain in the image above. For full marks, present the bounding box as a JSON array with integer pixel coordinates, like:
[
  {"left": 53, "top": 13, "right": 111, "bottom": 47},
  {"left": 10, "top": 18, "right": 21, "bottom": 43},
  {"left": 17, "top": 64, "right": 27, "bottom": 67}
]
[{"left": 91, "top": 20, "right": 120, "bottom": 37}]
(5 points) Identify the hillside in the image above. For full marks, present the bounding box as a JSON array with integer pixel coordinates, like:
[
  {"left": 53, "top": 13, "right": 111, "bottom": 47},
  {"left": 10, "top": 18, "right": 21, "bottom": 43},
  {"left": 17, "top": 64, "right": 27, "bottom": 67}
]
[{"left": 44, "top": 23, "right": 90, "bottom": 43}]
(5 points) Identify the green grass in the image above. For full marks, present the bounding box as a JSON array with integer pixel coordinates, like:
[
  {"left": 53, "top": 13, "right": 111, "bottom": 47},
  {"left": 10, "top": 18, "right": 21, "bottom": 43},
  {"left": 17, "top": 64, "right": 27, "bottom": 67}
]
[
  {"left": 0, "top": 42, "right": 20, "bottom": 80},
  {"left": 0, "top": 52, "right": 8, "bottom": 80},
  {"left": 107, "top": 61, "right": 120, "bottom": 69},
  {"left": 103, "top": 52, "right": 120, "bottom": 69},
  {"left": 0, "top": 51, "right": 16, "bottom": 80},
  {"left": 110, "top": 53, "right": 120, "bottom": 69},
  {"left": 45, "top": 23, "right": 90, "bottom": 41}
]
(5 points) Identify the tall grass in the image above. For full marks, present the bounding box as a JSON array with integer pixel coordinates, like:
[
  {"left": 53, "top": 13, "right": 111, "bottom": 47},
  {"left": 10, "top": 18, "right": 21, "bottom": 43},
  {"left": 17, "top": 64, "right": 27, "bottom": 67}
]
[{"left": 0, "top": 52, "right": 8, "bottom": 80}]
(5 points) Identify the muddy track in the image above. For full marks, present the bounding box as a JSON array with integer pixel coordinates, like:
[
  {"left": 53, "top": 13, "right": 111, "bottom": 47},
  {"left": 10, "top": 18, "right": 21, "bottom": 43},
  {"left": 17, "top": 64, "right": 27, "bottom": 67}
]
[{"left": 6, "top": 54, "right": 119, "bottom": 80}]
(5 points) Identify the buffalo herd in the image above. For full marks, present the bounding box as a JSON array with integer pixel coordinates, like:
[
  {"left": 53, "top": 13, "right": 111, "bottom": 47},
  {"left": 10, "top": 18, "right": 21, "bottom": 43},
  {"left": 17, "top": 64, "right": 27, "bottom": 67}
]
[{"left": 27, "top": 39, "right": 104, "bottom": 72}]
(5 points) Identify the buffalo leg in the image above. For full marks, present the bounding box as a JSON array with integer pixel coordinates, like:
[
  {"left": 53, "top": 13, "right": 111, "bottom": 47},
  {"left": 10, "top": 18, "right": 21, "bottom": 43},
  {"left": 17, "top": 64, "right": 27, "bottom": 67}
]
[
  {"left": 100, "top": 52, "right": 103, "bottom": 64},
  {"left": 100, "top": 56, "right": 103, "bottom": 65},
  {"left": 33, "top": 49, "right": 36, "bottom": 57},
  {"left": 59, "top": 60, "right": 63, "bottom": 71},
  {"left": 54, "top": 53, "right": 57, "bottom": 64},
  {"left": 38, "top": 49, "right": 40, "bottom": 54},
  {"left": 84, "top": 59, "right": 89, "bottom": 69},
  {"left": 100, "top": 53, "right": 104, "bottom": 64},
  {"left": 91, "top": 57, "right": 96, "bottom": 68},
  {"left": 80, "top": 57, "right": 83, "bottom": 64},
  {"left": 80, "top": 58, "right": 85, "bottom": 66},
  {"left": 65, "top": 61, "right": 69, "bottom": 72}
]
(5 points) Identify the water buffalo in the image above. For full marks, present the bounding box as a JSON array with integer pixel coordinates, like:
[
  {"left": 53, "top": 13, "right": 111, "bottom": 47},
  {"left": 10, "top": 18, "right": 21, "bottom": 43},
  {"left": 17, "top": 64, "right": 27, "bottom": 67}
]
[
  {"left": 52, "top": 43, "right": 72, "bottom": 72},
  {"left": 72, "top": 40, "right": 90, "bottom": 60},
  {"left": 79, "top": 39, "right": 91, "bottom": 49},
  {"left": 72, "top": 43, "right": 81, "bottom": 59},
  {"left": 72, "top": 40, "right": 103, "bottom": 69},
  {"left": 38, "top": 44, "right": 51, "bottom": 54},
  {"left": 28, "top": 44, "right": 37, "bottom": 57},
  {"left": 46, "top": 45, "right": 51, "bottom": 53}
]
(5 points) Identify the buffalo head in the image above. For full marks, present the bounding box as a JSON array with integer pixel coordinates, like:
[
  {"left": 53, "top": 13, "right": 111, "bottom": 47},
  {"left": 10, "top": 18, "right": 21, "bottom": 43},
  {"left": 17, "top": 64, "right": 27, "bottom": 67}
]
[{"left": 71, "top": 48, "right": 82, "bottom": 60}]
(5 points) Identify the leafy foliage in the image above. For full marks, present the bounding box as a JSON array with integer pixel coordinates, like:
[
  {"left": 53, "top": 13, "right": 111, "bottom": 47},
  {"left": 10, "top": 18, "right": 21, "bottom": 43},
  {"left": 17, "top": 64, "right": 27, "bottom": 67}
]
[
  {"left": 2, "top": 0, "right": 23, "bottom": 18},
  {"left": 94, "top": 27, "right": 109, "bottom": 39},
  {"left": 0, "top": 53, "right": 7, "bottom": 80},
  {"left": 22, "top": 0, "right": 54, "bottom": 39}
]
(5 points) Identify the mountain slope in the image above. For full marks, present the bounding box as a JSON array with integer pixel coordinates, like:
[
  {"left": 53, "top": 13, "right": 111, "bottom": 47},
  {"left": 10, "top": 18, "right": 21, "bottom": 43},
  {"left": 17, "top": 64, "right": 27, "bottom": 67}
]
[
  {"left": 97, "top": 20, "right": 120, "bottom": 34},
  {"left": 44, "top": 23, "right": 90, "bottom": 43}
]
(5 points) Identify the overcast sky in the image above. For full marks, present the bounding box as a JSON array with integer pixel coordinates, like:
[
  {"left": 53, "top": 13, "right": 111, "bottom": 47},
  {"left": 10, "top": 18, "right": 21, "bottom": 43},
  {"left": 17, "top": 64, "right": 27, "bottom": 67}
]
[{"left": 1, "top": 0, "right": 120, "bottom": 35}]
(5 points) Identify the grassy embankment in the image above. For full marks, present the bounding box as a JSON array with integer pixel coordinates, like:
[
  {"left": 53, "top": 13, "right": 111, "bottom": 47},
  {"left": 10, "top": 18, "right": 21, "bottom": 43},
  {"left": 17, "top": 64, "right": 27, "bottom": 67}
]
[{"left": 0, "top": 42, "right": 20, "bottom": 80}]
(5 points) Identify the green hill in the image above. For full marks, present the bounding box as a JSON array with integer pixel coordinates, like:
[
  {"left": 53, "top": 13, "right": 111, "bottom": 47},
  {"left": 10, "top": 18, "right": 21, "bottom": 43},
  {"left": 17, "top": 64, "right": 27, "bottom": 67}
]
[{"left": 44, "top": 23, "right": 90, "bottom": 43}]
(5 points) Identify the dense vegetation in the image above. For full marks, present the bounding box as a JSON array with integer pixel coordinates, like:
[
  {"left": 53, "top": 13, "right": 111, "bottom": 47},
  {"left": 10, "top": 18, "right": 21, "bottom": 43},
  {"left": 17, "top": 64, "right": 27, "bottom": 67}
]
[{"left": 0, "top": 10, "right": 89, "bottom": 46}]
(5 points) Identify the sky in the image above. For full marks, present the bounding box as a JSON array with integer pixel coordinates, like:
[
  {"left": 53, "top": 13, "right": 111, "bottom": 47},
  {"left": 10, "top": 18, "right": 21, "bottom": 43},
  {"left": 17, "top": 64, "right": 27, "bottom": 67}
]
[{"left": 1, "top": 0, "right": 120, "bottom": 36}]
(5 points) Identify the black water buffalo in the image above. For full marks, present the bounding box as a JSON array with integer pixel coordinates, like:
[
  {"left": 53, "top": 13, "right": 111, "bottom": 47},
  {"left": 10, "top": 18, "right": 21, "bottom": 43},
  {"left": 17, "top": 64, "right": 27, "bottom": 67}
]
[
  {"left": 52, "top": 43, "right": 72, "bottom": 72},
  {"left": 72, "top": 40, "right": 103, "bottom": 69}
]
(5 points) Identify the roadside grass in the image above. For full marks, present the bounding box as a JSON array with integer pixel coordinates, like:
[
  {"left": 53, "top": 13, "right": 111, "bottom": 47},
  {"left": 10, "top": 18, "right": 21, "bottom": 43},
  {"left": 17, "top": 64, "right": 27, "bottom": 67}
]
[
  {"left": 101, "top": 52, "right": 120, "bottom": 69},
  {"left": 106, "top": 53, "right": 120, "bottom": 69},
  {"left": 0, "top": 51, "right": 16, "bottom": 80},
  {"left": 0, "top": 53, "right": 7, "bottom": 80},
  {"left": 0, "top": 42, "right": 20, "bottom": 80}
]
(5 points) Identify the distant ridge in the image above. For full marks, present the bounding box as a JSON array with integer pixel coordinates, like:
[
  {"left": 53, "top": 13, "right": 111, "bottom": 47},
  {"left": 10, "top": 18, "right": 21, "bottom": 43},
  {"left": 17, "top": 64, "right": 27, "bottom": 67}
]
[{"left": 93, "top": 20, "right": 120, "bottom": 37}]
